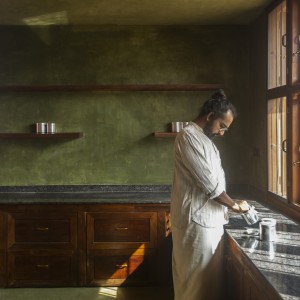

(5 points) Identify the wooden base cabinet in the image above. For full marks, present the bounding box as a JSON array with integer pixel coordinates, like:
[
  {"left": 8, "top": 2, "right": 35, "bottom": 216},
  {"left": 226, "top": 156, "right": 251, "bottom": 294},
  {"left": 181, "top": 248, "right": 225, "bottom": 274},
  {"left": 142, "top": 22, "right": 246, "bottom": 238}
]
[
  {"left": 6, "top": 209, "right": 78, "bottom": 287},
  {"left": 225, "top": 234, "right": 281, "bottom": 300},
  {"left": 0, "top": 203, "right": 172, "bottom": 288},
  {"left": 0, "top": 213, "right": 6, "bottom": 287},
  {"left": 85, "top": 207, "right": 171, "bottom": 286}
]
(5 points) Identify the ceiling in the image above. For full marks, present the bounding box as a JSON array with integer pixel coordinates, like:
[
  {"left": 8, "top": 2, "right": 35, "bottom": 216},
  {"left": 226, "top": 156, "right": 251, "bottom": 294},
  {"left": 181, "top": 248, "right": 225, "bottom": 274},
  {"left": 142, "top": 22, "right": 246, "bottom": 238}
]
[{"left": 0, "top": 0, "right": 273, "bottom": 26}]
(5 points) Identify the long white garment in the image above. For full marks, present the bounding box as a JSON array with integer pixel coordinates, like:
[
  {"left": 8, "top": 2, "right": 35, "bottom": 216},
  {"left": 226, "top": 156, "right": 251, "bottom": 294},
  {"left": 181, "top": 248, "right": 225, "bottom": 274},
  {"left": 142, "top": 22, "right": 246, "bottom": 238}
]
[
  {"left": 171, "top": 122, "right": 227, "bottom": 300},
  {"left": 172, "top": 223, "right": 224, "bottom": 300}
]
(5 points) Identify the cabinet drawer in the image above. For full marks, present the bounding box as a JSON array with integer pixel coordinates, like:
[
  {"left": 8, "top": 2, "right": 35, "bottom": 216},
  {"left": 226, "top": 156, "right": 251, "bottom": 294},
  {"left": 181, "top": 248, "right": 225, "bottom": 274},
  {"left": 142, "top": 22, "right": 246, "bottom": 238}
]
[
  {"left": 87, "top": 212, "right": 157, "bottom": 249},
  {"left": 7, "top": 253, "right": 77, "bottom": 287},
  {"left": 7, "top": 212, "right": 77, "bottom": 249},
  {"left": 87, "top": 252, "right": 153, "bottom": 286}
]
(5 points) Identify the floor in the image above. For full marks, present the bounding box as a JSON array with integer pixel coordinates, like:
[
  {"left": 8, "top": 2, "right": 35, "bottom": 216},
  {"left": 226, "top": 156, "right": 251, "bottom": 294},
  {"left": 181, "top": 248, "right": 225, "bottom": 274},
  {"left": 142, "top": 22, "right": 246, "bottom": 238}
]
[{"left": 0, "top": 286, "right": 174, "bottom": 300}]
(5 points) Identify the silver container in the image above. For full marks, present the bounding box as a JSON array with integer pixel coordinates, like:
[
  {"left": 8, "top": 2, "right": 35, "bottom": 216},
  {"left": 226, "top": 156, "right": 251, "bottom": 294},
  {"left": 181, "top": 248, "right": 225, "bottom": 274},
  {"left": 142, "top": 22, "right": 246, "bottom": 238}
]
[
  {"left": 241, "top": 206, "right": 259, "bottom": 225},
  {"left": 171, "top": 122, "right": 183, "bottom": 133},
  {"left": 46, "top": 123, "right": 56, "bottom": 134},
  {"left": 34, "top": 123, "right": 47, "bottom": 134},
  {"left": 259, "top": 218, "right": 276, "bottom": 242}
]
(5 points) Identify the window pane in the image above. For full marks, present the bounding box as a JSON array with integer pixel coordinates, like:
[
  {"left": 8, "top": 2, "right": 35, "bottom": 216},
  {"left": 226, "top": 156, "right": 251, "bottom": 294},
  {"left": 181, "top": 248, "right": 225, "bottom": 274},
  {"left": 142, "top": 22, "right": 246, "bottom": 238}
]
[
  {"left": 268, "top": 97, "right": 287, "bottom": 198},
  {"left": 268, "top": 1, "right": 287, "bottom": 89}
]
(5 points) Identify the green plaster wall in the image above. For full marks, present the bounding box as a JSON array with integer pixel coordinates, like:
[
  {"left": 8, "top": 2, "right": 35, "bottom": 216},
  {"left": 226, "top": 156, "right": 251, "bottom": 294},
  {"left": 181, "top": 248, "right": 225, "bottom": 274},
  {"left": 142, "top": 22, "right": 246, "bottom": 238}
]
[{"left": 0, "top": 25, "right": 250, "bottom": 185}]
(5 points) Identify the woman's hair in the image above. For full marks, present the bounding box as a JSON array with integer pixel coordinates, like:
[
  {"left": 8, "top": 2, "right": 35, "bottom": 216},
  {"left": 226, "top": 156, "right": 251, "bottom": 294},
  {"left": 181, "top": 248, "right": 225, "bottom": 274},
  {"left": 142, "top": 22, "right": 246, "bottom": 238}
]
[{"left": 199, "top": 89, "right": 238, "bottom": 119}]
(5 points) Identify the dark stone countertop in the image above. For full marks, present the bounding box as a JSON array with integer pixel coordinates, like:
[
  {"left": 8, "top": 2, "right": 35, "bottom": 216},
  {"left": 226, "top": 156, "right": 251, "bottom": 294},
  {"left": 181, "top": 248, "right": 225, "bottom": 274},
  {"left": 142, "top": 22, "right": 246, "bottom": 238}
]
[
  {"left": 225, "top": 200, "right": 300, "bottom": 300},
  {"left": 0, "top": 185, "right": 171, "bottom": 204}
]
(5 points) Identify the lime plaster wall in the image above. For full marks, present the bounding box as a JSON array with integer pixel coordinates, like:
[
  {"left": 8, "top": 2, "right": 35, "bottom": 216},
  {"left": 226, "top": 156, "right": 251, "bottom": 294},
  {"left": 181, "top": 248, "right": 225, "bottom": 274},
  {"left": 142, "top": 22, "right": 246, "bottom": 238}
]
[{"left": 0, "top": 25, "right": 250, "bottom": 185}]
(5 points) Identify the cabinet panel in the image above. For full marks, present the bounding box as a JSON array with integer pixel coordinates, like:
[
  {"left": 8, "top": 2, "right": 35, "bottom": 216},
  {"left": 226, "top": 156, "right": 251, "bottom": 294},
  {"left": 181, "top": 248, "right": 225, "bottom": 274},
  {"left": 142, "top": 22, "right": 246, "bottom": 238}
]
[
  {"left": 0, "top": 213, "right": 6, "bottom": 287},
  {"left": 7, "top": 252, "right": 77, "bottom": 287},
  {"left": 87, "top": 212, "right": 157, "bottom": 249},
  {"left": 87, "top": 250, "right": 153, "bottom": 286},
  {"left": 7, "top": 212, "right": 77, "bottom": 250},
  {"left": 225, "top": 254, "right": 243, "bottom": 300},
  {"left": 244, "top": 270, "right": 271, "bottom": 300}
]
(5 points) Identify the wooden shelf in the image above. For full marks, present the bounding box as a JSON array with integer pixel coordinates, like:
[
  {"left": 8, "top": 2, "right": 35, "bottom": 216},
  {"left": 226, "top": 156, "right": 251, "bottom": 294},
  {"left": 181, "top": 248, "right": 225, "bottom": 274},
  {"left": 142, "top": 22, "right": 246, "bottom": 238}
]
[
  {"left": 0, "top": 84, "right": 222, "bottom": 92},
  {"left": 0, "top": 132, "right": 84, "bottom": 139},
  {"left": 153, "top": 132, "right": 178, "bottom": 137}
]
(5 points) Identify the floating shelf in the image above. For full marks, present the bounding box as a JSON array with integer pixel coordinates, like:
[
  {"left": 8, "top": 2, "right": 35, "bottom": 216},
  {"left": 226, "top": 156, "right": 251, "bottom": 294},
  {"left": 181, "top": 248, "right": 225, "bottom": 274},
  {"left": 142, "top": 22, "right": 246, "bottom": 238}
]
[
  {"left": 0, "top": 132, "right": 84, "bottom": 139},
  {"left": 0, "top": 84, "right": 222, "bottom": 92},
  {"left": 153, "top": 132, "right": 178, "bottom": 137}
]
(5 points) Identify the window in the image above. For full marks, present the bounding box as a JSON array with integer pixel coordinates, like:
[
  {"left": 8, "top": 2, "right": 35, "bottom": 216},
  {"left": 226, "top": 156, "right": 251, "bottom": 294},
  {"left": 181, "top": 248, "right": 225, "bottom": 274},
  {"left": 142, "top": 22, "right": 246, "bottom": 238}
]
[
  {"left": 268, "top": 1, "right": 287, "bottom": 89},
  {"left": 267, "top": 97, "right": 287, "bottom": 198},
  {"left": 267, "top": 0, "right": 300, "bottom": 205}
]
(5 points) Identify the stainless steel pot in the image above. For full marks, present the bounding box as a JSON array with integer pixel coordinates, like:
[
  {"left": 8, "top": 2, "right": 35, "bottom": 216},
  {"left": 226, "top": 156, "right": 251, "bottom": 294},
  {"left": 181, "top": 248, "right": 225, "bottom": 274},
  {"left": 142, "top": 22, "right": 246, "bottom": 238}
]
[
  {"left": 34, "top": 123, "right": 47, "bottom": 134},
  {"left": 259, "top": 218, "right": 276, "bottom": 241},
  {"left": 46, "top": 123, "right": 56, "bottom": 134},
  {"left": 241, "top": 206, "right": 259, "bottom": 225}
]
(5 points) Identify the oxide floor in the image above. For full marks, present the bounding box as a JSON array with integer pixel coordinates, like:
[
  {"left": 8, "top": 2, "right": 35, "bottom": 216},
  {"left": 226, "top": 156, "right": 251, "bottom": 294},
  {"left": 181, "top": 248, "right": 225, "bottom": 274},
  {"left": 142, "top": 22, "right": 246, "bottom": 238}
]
[{"left": 0, "top": 286, "right": 174, "bottom": 300}]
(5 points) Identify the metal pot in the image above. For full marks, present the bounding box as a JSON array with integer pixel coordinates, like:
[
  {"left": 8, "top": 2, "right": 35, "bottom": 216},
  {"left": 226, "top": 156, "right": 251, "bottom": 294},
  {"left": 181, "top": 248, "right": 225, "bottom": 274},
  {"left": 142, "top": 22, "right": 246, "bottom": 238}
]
[
  {"left": 259, "top": 218, "right": 276, "bottom": 241},
  {"left": 34, "top": 123, "right": 47, "bottom": 134},
  {"left": 46, "top": 123, "right": 56, "bottom": 134},
  {"left": 241, "top": 206, "right": 259, "bottom": 225}
]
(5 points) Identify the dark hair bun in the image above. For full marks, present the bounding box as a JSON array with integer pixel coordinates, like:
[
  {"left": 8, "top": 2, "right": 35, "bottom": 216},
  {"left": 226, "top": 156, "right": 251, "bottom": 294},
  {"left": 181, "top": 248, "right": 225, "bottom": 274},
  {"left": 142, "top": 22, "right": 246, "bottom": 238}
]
[{"left": 211, "top": 89, "right": 227, "bottom": 101}]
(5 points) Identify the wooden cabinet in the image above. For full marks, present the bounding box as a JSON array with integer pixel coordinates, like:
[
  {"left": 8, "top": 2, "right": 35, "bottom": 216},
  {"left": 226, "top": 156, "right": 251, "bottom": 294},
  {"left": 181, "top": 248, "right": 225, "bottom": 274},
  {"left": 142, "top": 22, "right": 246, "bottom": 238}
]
[
  {"left": 243, "top": 270, "right": 271, "bottom": 300},
  {"left": 6, "top": 210, "right": 78, "bottom": 287},
  {"left": 225, "top": 249, "right": 244, "bottom": 300},
  {"left": 0, "top": 203, "right": 172, "bottom": 288},
  {"left": 225, "top": 234, "right": 281, "bottom": 300},
  {"left": 0, "top": 213, "right": 6, "bottom": 287},
  {"left": 85, "top": 207, "right": 171, "bottom": 286}
]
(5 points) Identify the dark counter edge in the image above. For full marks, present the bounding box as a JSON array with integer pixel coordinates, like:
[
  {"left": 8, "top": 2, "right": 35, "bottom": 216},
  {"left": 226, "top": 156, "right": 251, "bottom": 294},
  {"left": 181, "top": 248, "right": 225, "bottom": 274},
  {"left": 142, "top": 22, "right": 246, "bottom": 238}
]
[
  {"left": 0, "top": 184, "right": 171, "bottom": 193},
  {"left": 0, "top": 185, "right": 171, "bottom": 204}
]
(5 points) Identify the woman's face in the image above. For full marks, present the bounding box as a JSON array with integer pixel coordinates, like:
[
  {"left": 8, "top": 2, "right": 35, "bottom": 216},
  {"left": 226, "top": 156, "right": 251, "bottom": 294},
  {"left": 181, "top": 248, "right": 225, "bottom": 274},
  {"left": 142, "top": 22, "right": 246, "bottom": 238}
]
[{"left": 203, "top": 110, "right": 234, "bottom": 139}]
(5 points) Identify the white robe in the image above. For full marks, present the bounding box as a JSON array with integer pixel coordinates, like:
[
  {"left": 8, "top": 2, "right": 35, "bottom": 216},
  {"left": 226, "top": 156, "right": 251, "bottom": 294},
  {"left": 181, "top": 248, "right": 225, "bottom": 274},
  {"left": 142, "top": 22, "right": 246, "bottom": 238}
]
[{"left": 171, "top": 122, "right": 227, "bottom": 300}]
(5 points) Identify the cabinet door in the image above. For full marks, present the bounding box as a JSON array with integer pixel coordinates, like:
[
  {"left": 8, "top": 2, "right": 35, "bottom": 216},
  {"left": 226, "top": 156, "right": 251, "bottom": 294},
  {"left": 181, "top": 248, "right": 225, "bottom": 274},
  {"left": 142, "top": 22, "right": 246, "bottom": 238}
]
[
  {"left": 0, "top": 213, "right": 6, "bottom": 287},
  {"left": 87, "top": 212, "right": 157, "bottom": 250},
  {"left": 225, "top": 253, "right": 243, "bottom": 300},
  {"left": 244, "top": 270, "right": 271, "bottom": 300}
]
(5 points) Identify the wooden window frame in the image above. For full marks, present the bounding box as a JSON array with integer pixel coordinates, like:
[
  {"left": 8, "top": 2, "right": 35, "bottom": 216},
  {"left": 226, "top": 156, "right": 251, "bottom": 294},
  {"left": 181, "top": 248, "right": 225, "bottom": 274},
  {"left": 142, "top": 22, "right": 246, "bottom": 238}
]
[{"left": 267, "top": 0, "right": 300, "bottom": 217}]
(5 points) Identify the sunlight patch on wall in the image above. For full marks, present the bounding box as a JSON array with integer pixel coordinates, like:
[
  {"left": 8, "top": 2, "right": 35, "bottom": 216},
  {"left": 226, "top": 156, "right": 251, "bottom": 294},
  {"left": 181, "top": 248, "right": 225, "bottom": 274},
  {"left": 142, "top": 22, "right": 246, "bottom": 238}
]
[{"left": 22, "top": 11, "right": 68, "bottom": 26}]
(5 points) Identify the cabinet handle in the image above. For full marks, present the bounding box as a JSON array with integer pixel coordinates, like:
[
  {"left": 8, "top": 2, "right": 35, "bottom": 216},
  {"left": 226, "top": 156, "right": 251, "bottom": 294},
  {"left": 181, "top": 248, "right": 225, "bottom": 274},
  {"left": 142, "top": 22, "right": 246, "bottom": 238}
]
[
  {"left": 36, "top": 264, "right": 49, "bottom": 268},
  {"left": 115, "top": 226, "right": 128, "bottom": 230},
  {"left": 116, "top": 264, "right": 128, "bottom": 269},
  {"left": 36, "top": 227, "right": 49, "bottom": 231}
]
